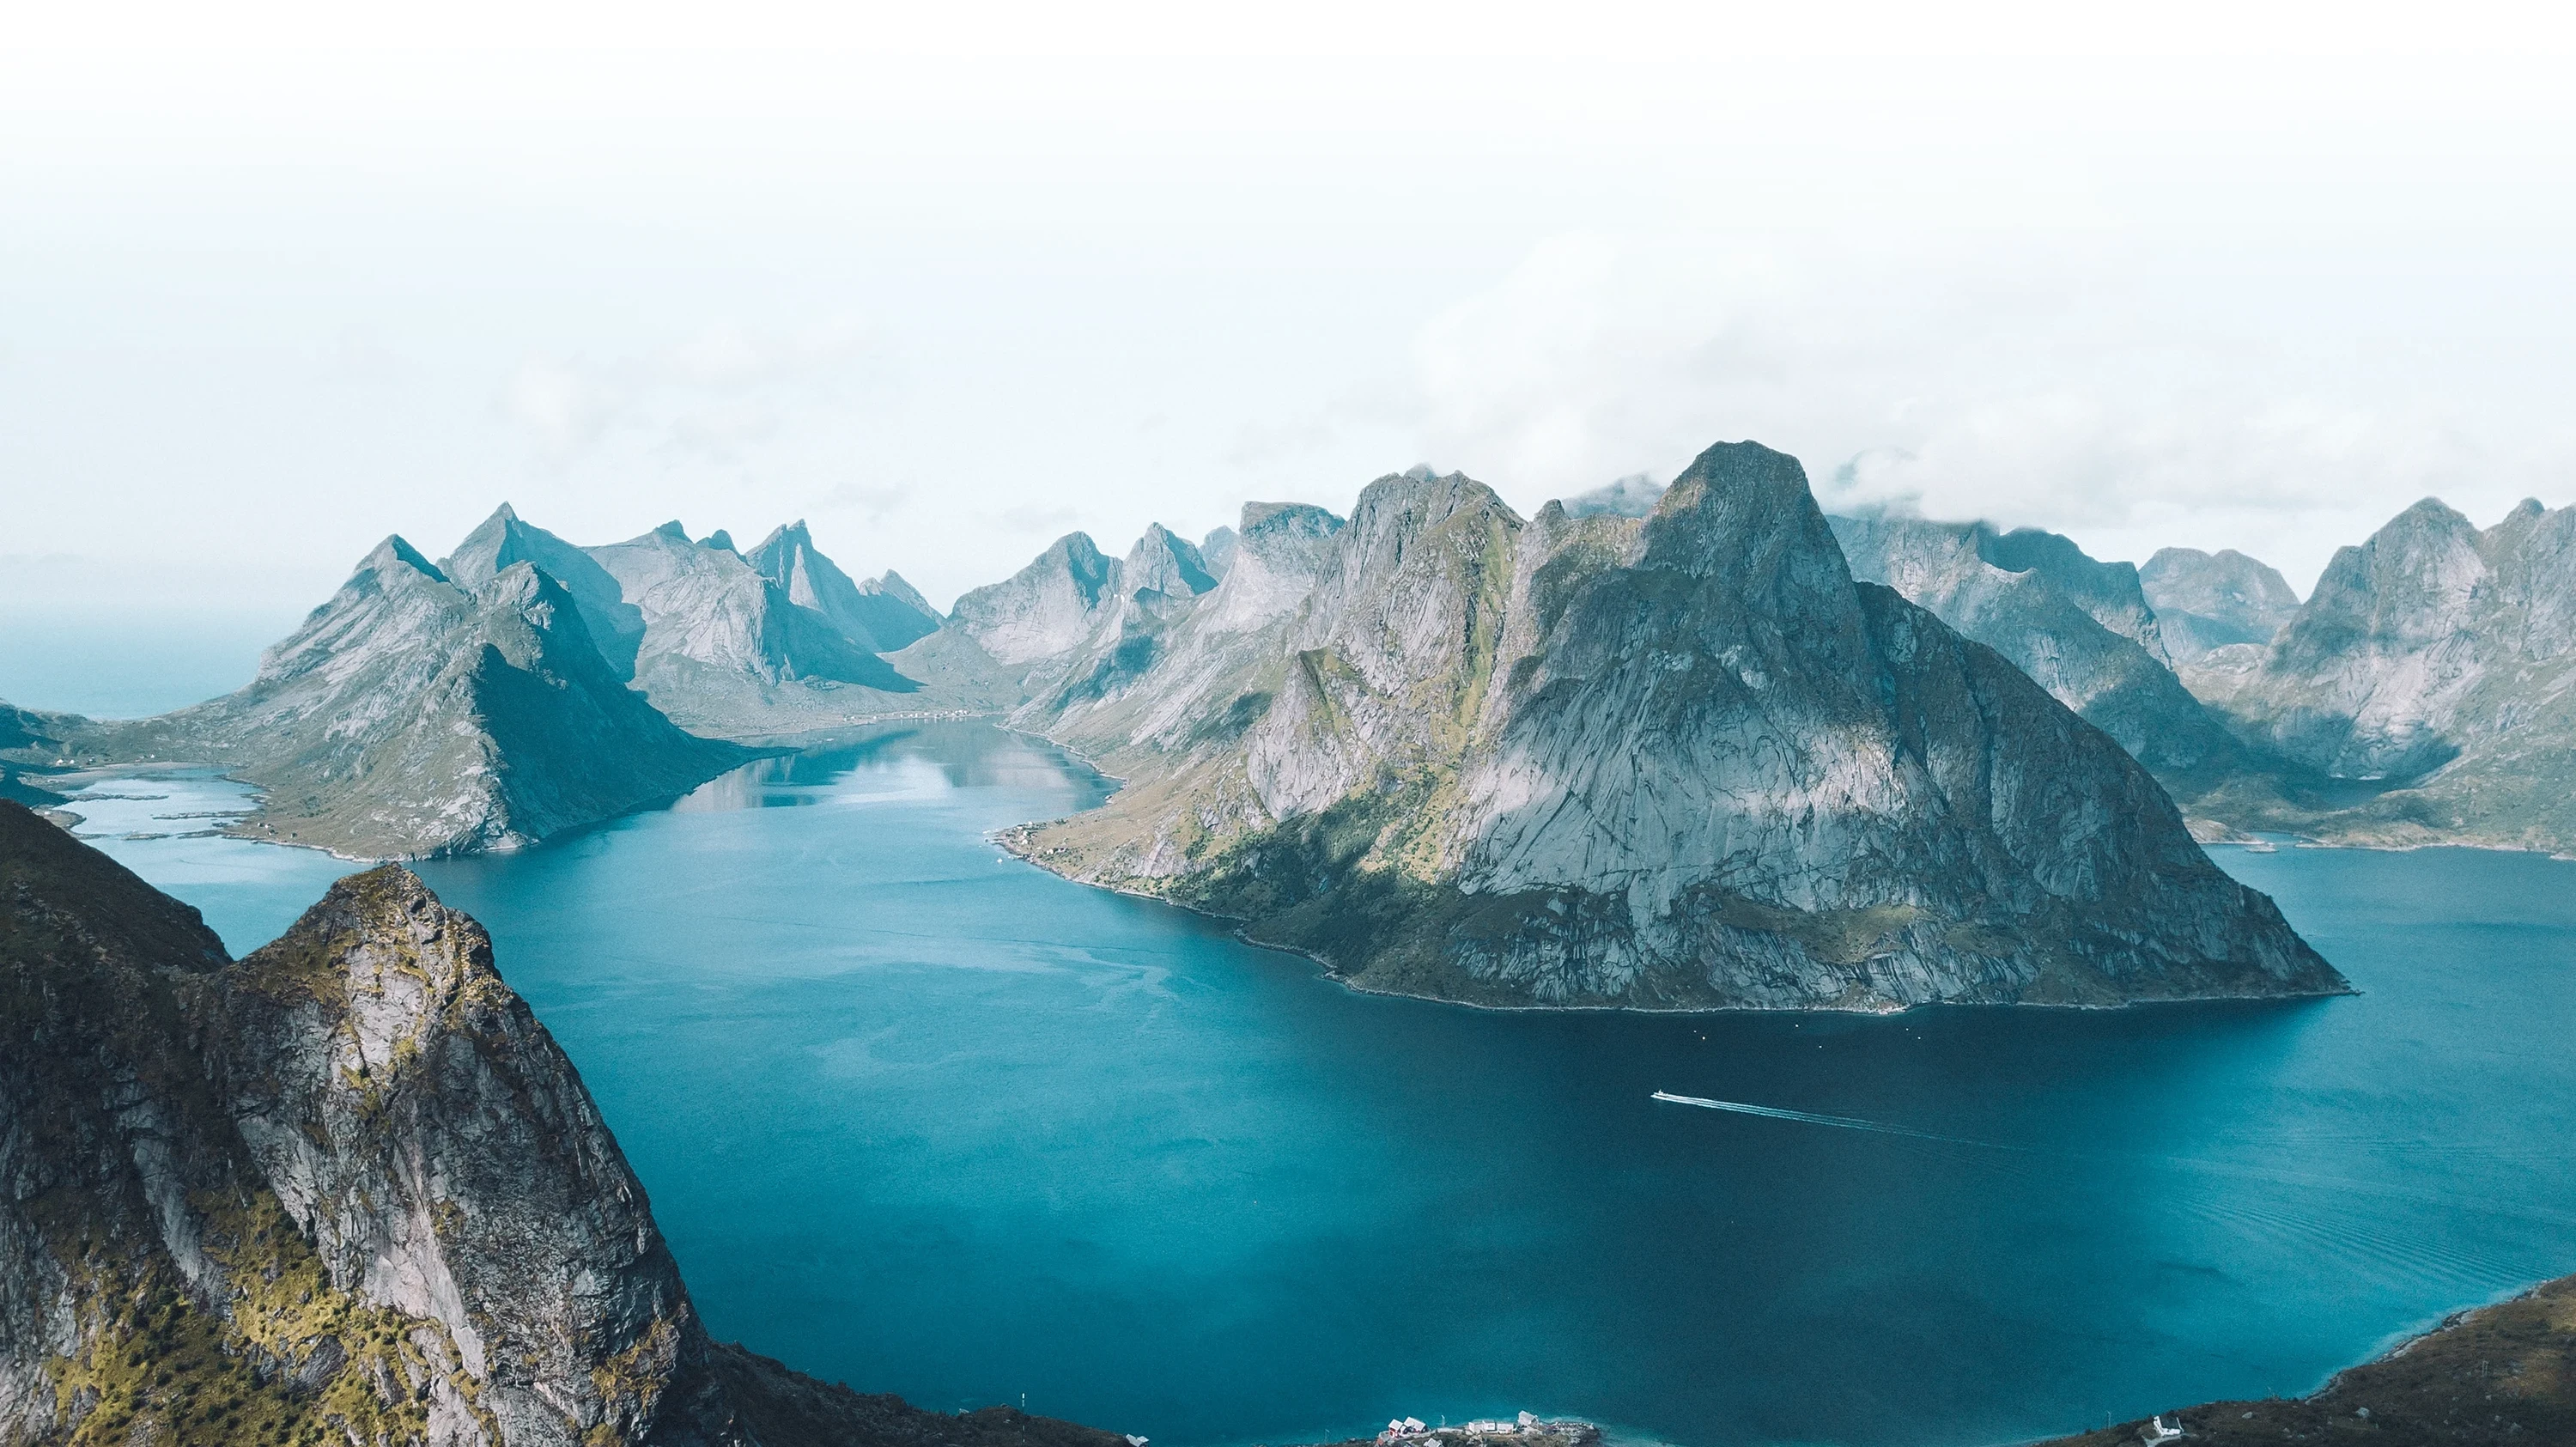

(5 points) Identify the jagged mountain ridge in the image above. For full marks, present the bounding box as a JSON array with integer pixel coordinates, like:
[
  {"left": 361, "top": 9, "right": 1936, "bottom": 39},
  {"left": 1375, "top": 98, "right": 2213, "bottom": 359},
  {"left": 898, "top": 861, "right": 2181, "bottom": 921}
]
[
  {"left": 945, "top": 523, "right": 1229, "bottom": 701},
  {"left": 1826, "top": 513, "right": 2250, "bottom": 778},
  {"left": 73, "top": 539, "right": 755, "bottom": 859},
  {"left": 1002, "top": 441, "right": 2338, "bottom": 1010},
  {"left": 440, "top": 504, "right": 975, "bottom": 739},
  {"left": 583, "top": 520, "right": 934, "bottom": 735},
  {"left": 2141, "top": 546, "right": 2302, "bottom": 664},
  {"left": 0, "top": 800, "right": 1133, "bottom": 1447},
  {"left": 439, "top": 503, "right": 649, "bottom": 678},
  {"left": 743, "top": 520, "right": 942, "bottom": 656},
  {"left": 2183, "top": 496, "right": 2576, "bottom": 849}
]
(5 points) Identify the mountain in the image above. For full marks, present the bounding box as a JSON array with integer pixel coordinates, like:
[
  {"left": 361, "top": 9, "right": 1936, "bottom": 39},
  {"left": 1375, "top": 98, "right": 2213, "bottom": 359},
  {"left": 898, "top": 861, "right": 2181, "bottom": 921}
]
[
  {"left": 1827, "top": 514, "right": 2250, "bottom": 778},
  {"left": 439, "top": 503, "right": 648, "bottom": 677},
  {"left": 77, "top": 539, "right": 752, "bottom": 858},
  {"left": 1024, "top": 502, "right": 1346, "bottom": 729},
  {"left": 2141, "top": 546, "right": 2302, "bottom": 664},
  {"left": 1200, "top": 525, "right": 1240, "bottom": 579},
  {"left": 0, "top": 705, "right": 71, "bottom": 806},
  {"left": 2184, "top": 496, "right": 2576, "bottom": 850},
  {"left": 946, "top": 532, "right": 1126, "bottom": 686},
  {"left": 744, "top": 520, "right": 944, "bottom": 655},
  {"left": 1003, "top": 441, "right": 2338, "bottom": 1010},
  {"left": 1122, "top": 522, "right": 1218, "bottom": 601},
  {"left": 584, "top": 522, "right": 932, "bottom": 737},
  {"left": 0, "top": 799, "right": 1135, "bottom": 1447}
]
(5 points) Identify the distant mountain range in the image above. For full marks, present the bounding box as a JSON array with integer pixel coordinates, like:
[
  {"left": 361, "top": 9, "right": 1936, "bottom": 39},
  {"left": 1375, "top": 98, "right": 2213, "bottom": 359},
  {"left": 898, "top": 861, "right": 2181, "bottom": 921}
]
[
  {"left": 7, "top": 508, "right": 974, "bottom": 856},
  {"left": 0, "top": 799, "right": 1134, "bottom": 1447},
  {"left": 45, "top": 540, "right": 754, "bottom": 858},
  {"left": 2141, "top": 546, "right": 2302, "bottom": 664},
  {"left": 2181, "top": 496, "right": 2576, "bottom": 850},
  {"left": 9, "top": 445, "right": 2565, "bottom": 988}
]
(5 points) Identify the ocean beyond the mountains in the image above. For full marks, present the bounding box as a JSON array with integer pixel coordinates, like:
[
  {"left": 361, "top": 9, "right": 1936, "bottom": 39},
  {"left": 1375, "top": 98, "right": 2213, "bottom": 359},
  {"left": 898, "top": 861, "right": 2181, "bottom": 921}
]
[{"left": 60, "top": 721, "right": 2576, "bottom": 1447}]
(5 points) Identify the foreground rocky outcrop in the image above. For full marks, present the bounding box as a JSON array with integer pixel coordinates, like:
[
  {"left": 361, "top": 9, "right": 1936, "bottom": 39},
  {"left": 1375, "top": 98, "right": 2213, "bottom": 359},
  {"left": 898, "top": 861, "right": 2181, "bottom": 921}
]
[
  {"left": 69, "top": 539, "right": 755, "bottom": 859},
  {"left": 0, "top": 799, "right": 1135, "bottom": 1447},
  {"left": 1003, "top": 441, "right": 2339, "bottom": 1010},
  {"left": 2139, "top": 546, "right": 2301, "bottom": 665},
  {"left": 2183, "top": 497, "right": 2576, "bottom": 852},
  {"left": 2027, "top": 1273, "right": 2576, "bottom": 1447}
]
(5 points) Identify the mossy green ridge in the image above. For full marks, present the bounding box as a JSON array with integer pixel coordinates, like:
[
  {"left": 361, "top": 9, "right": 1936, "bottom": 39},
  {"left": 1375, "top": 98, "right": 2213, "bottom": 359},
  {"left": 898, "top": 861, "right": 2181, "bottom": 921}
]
[{"left": 0, "top": 800, "right": 1135, "bottom": 1447}]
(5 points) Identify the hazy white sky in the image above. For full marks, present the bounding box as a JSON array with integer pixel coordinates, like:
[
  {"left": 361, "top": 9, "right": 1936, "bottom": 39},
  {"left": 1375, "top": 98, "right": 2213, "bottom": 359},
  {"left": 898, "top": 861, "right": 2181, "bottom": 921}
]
[{"left": 9, "top": 0, "right": 2576, "bottom": 633}]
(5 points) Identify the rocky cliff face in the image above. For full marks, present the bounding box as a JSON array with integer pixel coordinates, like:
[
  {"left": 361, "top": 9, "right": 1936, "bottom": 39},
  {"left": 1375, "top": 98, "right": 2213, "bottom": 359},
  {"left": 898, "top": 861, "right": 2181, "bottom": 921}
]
[
  {"left": 1827, "top": 514, "right": 2248, "bottom": 777},
  {"left": 1006, "top": 442, "right": 2337, "bottom": 1010},
  {"left": 79, "top": 540, "right": 753, "bottom": 860},
  {"left": 2140, "top": 547, "right": 2301, "bottom": 665},
  {"left": 743, "top": 522, "right": 943, "bottom": 657},
  {"left": 440, "top": 505, "right": 649, "bottom": 678},
  {"left": 2184, "top": 497, "right": 2576, "bottom": 849},
  {"left": 0, "top": 800, "right": 1134, "bottom": 1447},
  {"left": 583, "top": 524, "right": 943, "bottom": 738},
  {"left": 946, "top": 533, "right": 1123, "bottom": 676},
  {"left": 945, "top": 524, "right": 1233, "bottom": 702},
  {"left": 1199, "top": 526, "right": 1240, "bottom": 580}
]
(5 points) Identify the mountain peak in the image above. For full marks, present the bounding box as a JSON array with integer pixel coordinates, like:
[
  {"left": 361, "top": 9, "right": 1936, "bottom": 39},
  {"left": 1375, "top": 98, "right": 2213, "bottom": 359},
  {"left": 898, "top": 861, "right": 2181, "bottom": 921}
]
[
  {"left": 653, "top": 520, "right": 689, "bottom": 541},
  {"left": 365, "top": 534, "right": 449, "bottom": 584},
  {"left": 2388, "top": 496, "right": 2476, "bottom": 536},
  {"left": 1123, "top": 523, "right": 1216, "bottom": 599}
]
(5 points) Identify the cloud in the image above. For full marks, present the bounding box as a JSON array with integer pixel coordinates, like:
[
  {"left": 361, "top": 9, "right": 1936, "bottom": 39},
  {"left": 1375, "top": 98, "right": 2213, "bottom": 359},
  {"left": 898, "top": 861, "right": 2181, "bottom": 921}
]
[
  {"left": 1398, "top": 229, "right": 2576, "bottom": 584},
  {"left": 805, "top": 480, "right": 909, "bottom": 520},
  {"left": 499, "top": 319, "right": 880, "bottom": 465},
  {"left": 502, "top": 356, "right": 622, "bottom": 460},
  {"left": 980, "top": 503, "right": 1083, "bottom": 537},
  {"left": 1222, "top": 413, "right": 1338, "bottom": 465}
]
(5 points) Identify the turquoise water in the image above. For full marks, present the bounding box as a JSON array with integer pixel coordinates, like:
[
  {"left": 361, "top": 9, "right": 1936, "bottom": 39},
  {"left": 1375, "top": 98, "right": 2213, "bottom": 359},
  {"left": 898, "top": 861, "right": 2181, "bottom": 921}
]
[{"left": 59, "top": 727, "right": 2576, "bottom": 1447}]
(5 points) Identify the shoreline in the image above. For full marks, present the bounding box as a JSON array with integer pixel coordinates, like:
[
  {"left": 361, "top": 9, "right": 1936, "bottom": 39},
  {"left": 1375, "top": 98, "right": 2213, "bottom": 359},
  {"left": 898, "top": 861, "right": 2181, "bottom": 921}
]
[
  {"left": 988, "top": 818, "right": 2359, "bottom": 1018},
  {"left": 2019, "top": 1271, "right": 2576, "bottom": 1445}
]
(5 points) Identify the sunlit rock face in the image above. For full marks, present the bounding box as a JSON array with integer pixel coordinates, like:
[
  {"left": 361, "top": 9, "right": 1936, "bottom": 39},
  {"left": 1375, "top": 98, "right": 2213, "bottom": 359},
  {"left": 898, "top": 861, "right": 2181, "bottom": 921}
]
[
  {"left": 948, "top": 532, "right": 1126, "bottom": 672},
  {"left": 1001, "top": 441, "right": 2338, "bottom": 1011},
  {"left": 2140, "top": 545, "right": 2302, "bottom": 665},
  {"left": 2184, "top": 497, "right": 2576, "bottom": 850}
]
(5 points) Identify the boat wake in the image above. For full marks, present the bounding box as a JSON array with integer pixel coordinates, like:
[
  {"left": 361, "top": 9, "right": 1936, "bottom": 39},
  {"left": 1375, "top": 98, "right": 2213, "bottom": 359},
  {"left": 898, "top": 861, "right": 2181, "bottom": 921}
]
[{"left": 1647, "top": 1091, "right": 2029, "bottom": 1151}]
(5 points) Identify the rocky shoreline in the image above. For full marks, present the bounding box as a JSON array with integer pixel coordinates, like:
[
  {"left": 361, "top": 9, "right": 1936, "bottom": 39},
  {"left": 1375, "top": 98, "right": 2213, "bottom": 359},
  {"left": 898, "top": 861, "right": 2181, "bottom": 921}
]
[{"left": 2028, "top": 1274, "right": 2576, "bottom": 1445}]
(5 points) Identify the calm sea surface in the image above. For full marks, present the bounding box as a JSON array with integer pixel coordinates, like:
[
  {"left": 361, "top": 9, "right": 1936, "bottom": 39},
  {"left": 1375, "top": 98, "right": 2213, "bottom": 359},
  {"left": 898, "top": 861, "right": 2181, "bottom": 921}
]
[{"left": 58, "top": 725, "right": 2576, "bottom": 1447}]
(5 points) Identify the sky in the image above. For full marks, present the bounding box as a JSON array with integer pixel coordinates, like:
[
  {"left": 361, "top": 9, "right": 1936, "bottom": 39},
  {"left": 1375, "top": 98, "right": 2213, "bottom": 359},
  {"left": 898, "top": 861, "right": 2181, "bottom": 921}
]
[{"left": 9, "top": 0, "right": 2576, "bottom": 678}]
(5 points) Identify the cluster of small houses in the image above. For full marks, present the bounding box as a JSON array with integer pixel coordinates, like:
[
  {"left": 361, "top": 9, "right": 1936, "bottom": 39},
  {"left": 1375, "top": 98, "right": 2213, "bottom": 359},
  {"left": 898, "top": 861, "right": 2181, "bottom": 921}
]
[{"left": 1376, "top": 1411, "right": 1547, "bottom": 1444}]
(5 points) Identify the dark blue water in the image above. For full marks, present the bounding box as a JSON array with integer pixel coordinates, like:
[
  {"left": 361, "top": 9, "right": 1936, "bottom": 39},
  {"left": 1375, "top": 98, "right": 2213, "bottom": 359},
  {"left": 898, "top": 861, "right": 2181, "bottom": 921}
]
[{"left": 63, "top": 727, "right": 2576, "bottom": 1447}]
